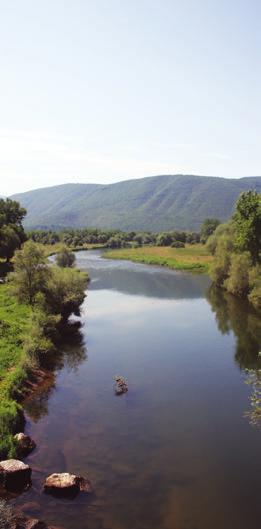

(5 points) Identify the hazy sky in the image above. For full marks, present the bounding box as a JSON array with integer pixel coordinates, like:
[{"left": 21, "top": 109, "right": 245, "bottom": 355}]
[{"left": 0, "top": 0, "right": 260, "bottom": 195}]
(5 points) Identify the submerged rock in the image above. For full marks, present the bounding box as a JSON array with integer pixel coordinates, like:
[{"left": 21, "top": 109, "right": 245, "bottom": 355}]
[
  {"left": 114, "top": 375, "right": 128, "bottom": 395},
  {"left": 44, "top": 472, "right": 92, "bottom": 498},
  {"left": 14, "top": 434, "right": 36, "bottom": 457},
  {"left": 0, "top": 459, "right": 31, "bottom": 492},
  {"left": 12, "top": 513, "right": 62, "bottom": 529}
]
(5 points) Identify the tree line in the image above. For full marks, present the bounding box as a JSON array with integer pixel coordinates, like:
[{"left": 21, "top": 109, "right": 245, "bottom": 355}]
[{"left": 207, "top": 190, "right": 260, "bottom": 310}]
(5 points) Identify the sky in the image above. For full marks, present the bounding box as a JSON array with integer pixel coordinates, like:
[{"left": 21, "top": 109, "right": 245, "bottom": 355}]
[{"left": 0, "top": 0, "right": 260, "bottom": 196}]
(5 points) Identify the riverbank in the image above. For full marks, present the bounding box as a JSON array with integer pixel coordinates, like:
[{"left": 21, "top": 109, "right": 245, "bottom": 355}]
[
  {"left": 0, "top": 243, "right": 88, "bottom": 459},
  {"left": 103, "top": 244, "right": 212, "bottom": 272},
  {"left": 0, "top": 284, "right": 30, "bottom": 457}
]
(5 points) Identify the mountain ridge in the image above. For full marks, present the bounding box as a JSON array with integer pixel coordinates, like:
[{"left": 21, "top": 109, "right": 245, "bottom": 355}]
[{"left": 10, "top": 174, "right": 261, "bottom": 231}]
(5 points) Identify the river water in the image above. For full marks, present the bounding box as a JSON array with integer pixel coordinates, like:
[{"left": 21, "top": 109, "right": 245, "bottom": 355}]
[{"left": 14, "top": 251, "right": 261, "bottom": 529}]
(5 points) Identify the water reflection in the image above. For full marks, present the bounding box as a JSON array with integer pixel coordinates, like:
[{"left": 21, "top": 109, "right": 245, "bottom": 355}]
[
  {"left": 23, "top": 322, "right": 87, "bottom": 423},
  {"left": 206, "top": 286, "right": 261, "bottom": 426},
  {"left": 76, "top": 250, "right": 210, "bottom": 299},
  {"left": 206, "top": 286, "right": 261, "bottom": 371}
]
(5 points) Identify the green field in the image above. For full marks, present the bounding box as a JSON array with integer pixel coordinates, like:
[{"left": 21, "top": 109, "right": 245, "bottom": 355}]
[{"left": 104, "top": 244, "right": 213, "bottom": 273}]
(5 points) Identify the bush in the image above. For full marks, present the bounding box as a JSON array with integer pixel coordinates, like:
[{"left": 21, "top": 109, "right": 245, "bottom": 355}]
[
  {"left": 224, "top": 253, "right": 251, "bottom": 297},
  {"left": 248, "top": 265, "right": 261, "bottom": 310},
  {"left": 0, "top": 500, "right": 14, "bottom": 529},
  {"left": 45, "top": 267, "right": 88, "bottom": 321},
  {"left": 22, "top": 308, "right": 60, "bottom": 366},
  {"left": 171, "top": 240, "right": 185, "bottom": 248},
  {"left": 156, "top": 233, "right": 173, "bottom": 246},
  {"left": 55, "top": 246, "right": 76, "bottom": 268},
  {"left": 9, "top": 241, "right": 50, "bottom": 305}
]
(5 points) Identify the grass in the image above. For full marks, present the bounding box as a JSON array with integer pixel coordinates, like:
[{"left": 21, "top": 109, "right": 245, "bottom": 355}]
[
  {"left": 103, "top": 244, "right": 213, "bottom": 273},
  {"left": 0, "top": 284, "right": 31, "bottom": 457}
]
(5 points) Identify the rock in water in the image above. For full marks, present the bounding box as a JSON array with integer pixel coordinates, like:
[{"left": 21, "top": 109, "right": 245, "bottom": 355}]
[
  {"left": 44, "top": 472, "right": 92, "bottom": 498},
  {"left": 14, "top": 433, "right": 36, "bottom": 457},
  {"left": 114, "top": 375, "right": 128, "bottom": 395},
  {"left": 0, "top": 459, "right": 31, "bottom": 491}
]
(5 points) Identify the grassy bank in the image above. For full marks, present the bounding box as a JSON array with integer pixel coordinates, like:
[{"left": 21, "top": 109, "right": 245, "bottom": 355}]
[
  {"left": 103, "top": 244, "right": 212, "bottom": 273},
  {"left": 0, "top": 284, "right": 31, "bottom": 457}
]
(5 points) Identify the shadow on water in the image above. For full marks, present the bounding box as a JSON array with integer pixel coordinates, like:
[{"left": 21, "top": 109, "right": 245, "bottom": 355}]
[{"left": 23, "top": 321, "right": 88, "bottom": 423}]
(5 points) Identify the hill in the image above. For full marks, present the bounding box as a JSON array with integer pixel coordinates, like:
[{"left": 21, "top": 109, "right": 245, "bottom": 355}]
[{"left": 11, "top": 175, "right": 261, "bottom": 231}]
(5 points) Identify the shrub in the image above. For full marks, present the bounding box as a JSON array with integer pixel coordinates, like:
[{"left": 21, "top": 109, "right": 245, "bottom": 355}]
[
  {"left": 224, "top": 253, "right": 251, "bottom": 297},
  {"left": 248, "top": 265, "right": 261, "bottom": 310},
  {"left": 55, "top": 246, "right": 76, "bottom": 268},
  {"left": 9, "top": 241, "right": 50, "bottom": 305},
  {"left": 22, "top": 308, "right": 60, "bottom": 366},
  {"left": 171, "top": 240, "right": 185, "bottom": 248},
  {"left": 45, "top": 267, "right": 88, "bottom": 321}
]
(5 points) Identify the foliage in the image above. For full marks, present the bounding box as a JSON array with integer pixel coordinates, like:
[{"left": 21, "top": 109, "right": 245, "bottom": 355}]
[
  {"left": 233, "top": 190, "right": 261, "bottom": 263},
  {"left": 9, "top": 240, "right": 50, "bottom": 305},
  {"left": 200, "top": 218, "right": 221, "bottom": 243},
  {"left": 171, "top": 240, "right": 185, "bottom": 248},
  {"left": 224, "top": 253, "right": 251, "bottom": 296},
  {"left": 156, "top": 233, "right": 173, "bottom": 246},
  {"left": 248, "top": 265, "right": 261, "bottom": 310},
  {"left": 22, "top": 306, "right": 60, "bottom": 366},
  {"left": 0, "top": 198, "right": 26, "bottom": 261},
  {"left": 55, "top": 245, "right": 76, "bottom": 268},
  {"left": 210, "top": 191, "right": 261, "bottom": 308},
  {"left": 44, "top": 267, "right": 88, "bottom": 321}
]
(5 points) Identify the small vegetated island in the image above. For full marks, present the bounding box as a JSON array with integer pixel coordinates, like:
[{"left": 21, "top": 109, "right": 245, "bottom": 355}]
[{"left": 0, "top": 190, "right": 260, "bottom": 526}]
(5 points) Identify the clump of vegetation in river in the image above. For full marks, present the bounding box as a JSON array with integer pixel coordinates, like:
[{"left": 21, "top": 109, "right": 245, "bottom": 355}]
[{"left": 208, "top": 191, "right": 261, "bottom": 310}]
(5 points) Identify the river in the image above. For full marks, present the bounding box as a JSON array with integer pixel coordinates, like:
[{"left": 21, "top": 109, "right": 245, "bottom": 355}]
[{"left": 14, "top": 250, "right": 261, "bottom": 529}]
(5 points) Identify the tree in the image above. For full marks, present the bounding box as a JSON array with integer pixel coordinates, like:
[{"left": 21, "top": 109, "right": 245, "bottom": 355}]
[
  {"left": 233, "top": 190, "right": 261, "bottom": 264},
  {"left": 224, "top": 253, "right": 251, "bottom": 297},
  {"left": 55, "top": 246, "right": 76, "bottom": 268},
  {"left": 45, "top": 267, "right": 88, "bottom": 321},
  {"left": 156, "top": 233, "right": 173, "bottom": 246},
  {"left": 200, "top": 218, "right": 221, "bottom": 243},
  {"left": 9, "top": 241, "right": 50, "bottom": 305},
  {"left": 0, "top": 199, "right": 27, "bottom": 261}
]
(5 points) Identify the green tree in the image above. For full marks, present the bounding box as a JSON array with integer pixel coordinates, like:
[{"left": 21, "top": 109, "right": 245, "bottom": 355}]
[
  {"left": 224, "top": 253, "right": 251, "bottom": 297},
  {"left": 0, "top": 199, "right": 27, "bottom": 261},
  {"left": 9, "top": 241, "right": 50, "bottom": 305},
  {"left": 55, "top": 246, "right": 76, "bottom": 268},
  {"left": 200, "top": 218, "right": 220, "bottom": 243},
  {"left": 45, "top": 267, "right": 88, "bottom": 321},
  {"left": 233, "top": 190, "right": 261, "bottom": 264}
]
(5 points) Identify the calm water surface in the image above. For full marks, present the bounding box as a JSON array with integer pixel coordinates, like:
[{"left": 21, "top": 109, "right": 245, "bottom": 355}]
[{"left": 14, "top": 251, "right": 261, "bottom": 529}]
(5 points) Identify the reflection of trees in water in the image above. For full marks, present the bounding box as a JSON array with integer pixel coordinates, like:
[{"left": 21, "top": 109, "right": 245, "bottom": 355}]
[
  {"left": 24, "top": 322, "right": 87, "bottom": 422},
  {"left": 206, "top": 286, "right": 261, "bottom": 425}
]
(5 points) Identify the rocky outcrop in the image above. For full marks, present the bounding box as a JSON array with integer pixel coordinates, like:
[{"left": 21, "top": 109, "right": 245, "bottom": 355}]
[
  {"left": 0, "top": 460, "right": 31, "bottom": 491},
  {"left": 14, "top": 434, "right": 36, "bottom": 457},
  {"left": 43, "top": 472, "right": 92, "bottom": 498},
  {"left": 114, "top": 375, "right": 128, "bottom": 395}
]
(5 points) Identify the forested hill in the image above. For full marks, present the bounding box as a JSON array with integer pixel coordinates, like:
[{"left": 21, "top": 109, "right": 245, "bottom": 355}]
[{"left": 11, "top": 175, "right": 261, "bottom": 231}]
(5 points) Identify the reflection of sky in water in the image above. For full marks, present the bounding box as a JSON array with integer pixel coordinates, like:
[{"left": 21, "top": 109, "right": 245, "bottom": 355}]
[{"left": 76, "top": 250, "right": 211, "bottom": 299}]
